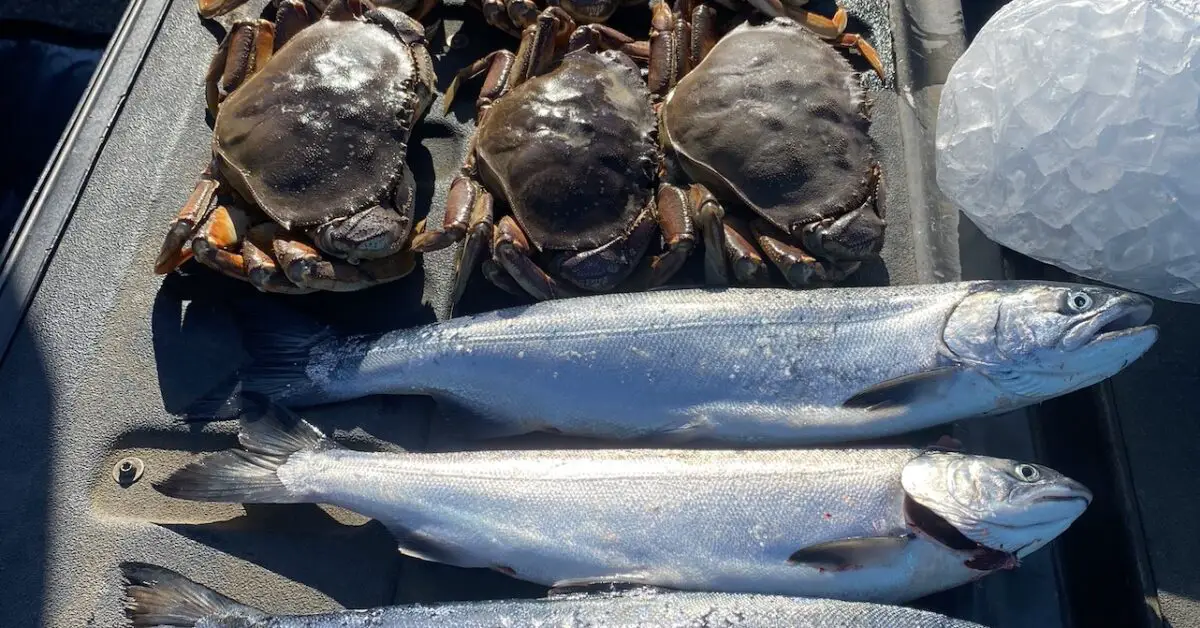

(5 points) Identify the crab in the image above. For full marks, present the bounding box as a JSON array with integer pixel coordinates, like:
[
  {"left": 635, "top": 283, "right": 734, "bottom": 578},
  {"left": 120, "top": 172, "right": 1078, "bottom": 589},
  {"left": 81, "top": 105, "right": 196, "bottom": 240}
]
[
  {"left": 154, "top": 0, "right": 437, "bottom": 293},
  {"left": 650, "top": 9, "right": 885, "bottom": 286},
  {"left": 468, "top": 0, "right": 648, "bottom": 39},
  {"left": 197, "top": 0, "right": 437, "bottom": 22},
  {"left": 412, "top": 7, "right": 695, "bottom": 304}
]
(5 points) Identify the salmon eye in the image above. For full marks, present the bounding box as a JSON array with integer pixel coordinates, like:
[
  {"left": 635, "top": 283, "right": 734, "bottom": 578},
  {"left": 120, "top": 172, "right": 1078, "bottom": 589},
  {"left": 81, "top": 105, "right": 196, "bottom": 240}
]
[
  {"left": 1065, "top": 291, "right": 1093, "bottom": 313},
  {"left": 1013, "top": 464, "right": 1041, "bottom": 482}
]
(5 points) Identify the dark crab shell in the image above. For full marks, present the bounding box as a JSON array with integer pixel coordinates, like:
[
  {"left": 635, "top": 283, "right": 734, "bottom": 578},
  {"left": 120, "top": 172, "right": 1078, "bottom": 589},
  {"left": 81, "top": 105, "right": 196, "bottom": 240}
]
[
  {"left": 475, "top": 50, "right": 658, "bottom": 251},
  {"left": 213, "top": 15, "right": 432, "bottom": 230},
  {"left": 661, "top": 18, "right": 876, "bottom": 235}
]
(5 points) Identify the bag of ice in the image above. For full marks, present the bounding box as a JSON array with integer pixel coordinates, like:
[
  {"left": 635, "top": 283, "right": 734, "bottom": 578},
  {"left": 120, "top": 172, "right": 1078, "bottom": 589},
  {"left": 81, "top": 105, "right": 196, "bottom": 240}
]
[{"left": 936, "top": 0, "right": 1200, "bottom": 303}]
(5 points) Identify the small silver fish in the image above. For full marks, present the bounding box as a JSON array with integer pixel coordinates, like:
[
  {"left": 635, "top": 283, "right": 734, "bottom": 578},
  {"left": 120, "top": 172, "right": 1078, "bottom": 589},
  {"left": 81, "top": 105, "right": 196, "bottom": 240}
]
[
  {"left": 156, "top": 405, "right": 1092, "bottom": 603},
  {"left": 121, "top": 563, "right": 988, "bottom": 627},
  {"left": 190, "top": 281, "right": 1156, "bottom": 444}
]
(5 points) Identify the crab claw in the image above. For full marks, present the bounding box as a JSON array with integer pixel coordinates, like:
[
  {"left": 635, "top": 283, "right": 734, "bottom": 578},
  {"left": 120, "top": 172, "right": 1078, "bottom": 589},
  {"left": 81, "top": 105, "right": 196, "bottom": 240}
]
[
  {"left": 198, "top": 0, "right": 252, "bottom": 18},
  {"left": 155, "top": 175, "right": 221, "bottom": 274},
  {"left": 800, "top": 206, "right": 885, "bottom": 262},
  {"left": 155, "top": 222, "right": 198, "bottom": 274}
]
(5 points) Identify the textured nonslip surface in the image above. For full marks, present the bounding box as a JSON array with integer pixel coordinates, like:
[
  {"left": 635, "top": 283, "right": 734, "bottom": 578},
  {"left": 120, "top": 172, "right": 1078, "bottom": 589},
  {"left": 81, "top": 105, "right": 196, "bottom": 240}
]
[
  {"left": 1102, "top": 295, "right": 1200, "bottom": 627},
  {"left": 0, "top": 0, "right": 1062, "bottom": 626},
  {"left": 937, "top": 0, "right": 1200, "bottom": 303}
]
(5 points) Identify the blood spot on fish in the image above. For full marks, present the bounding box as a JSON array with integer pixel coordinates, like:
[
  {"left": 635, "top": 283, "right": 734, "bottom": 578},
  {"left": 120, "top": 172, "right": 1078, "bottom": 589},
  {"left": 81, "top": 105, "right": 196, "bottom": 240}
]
[
  {"left": 493, "top": 565, "right": 518, "bottom": 576},
  {"left": 823, "top": 512, "right": 832, "bottom": 519}
]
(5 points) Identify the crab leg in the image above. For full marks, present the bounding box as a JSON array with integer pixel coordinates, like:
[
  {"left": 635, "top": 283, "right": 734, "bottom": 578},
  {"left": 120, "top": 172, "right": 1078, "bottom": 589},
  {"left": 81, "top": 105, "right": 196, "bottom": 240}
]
[
  {"left": 418, "top": 69, "right": 506, "bottom": 254},
  {"left": 190, "top": 203, "right": 315, "bottom": 294},
  {"left": 274, "top": 237, "right": 417, "bottom": 292},
  {"left": 411, "top": 125, "right": 497, "bottom": 307},
  {"left": 274, "top": 0, "right": 315, "bottom": 49},
  {"left": 481, "top": 0, "right": 523, "bottom": 37},
  {"left": 790, "top": 6, "right": 884, "bottom": 80},
  {"left": 451, "top": 190, "right": 496, "bottom": 305},
  {"left": 507, "top": 0, "right": 541, "bottom": 29},
  {"left": 671, "top": 0, "right": 693, "bottom": 74},
  {"left": 790, "top": 5, "right": 844, "bottom": 38},
  {"left": 414, "top": 178, "right": 482, "bottom": 252},
  {"left": 482, "top": 259, "right": 526, "bottom": 296},
  {"left": 198, "top": 0, "right": 251, "bottom": 19},
  {"left": 689, "top": 184, "right": 770, "bottom": 286},
  {"left": 750, "top": 219, "right": 851, "bottom": 287},
  {"left": 689, "top": 183, "right": 728, "bottom": 285},
  {"left": 206, "top": 19, "right": 275, "bottom": 116},
  {"left": 188, "top": 204, "right": 252, "bottom": 281},
  {"left": 443, "top": 49, "right": 517, "bottom": 115},
  {"left": 154, "top": 167, "right": 221, "bottom": 274},
  {"left": 515, "top": 7, "right": 574, "bottom": 83},
  {"left": 492, "top": 216, "right": 579, "bottom": 300},
  {"left": 832, "top": 31, "right": 885, "bottom": 81},
  {"left": 567, "top": 23, "right": 649, "bottom": 59},
  {"left": 689, "top": 1, "right": 719, "bottom": 66},
  {"left": 722, "top": 214, "right": 771, "bottom": 285},
  {"left": 445, "top": 7, "right": 567, "bottom": 113},
  {"left": 648, "top": 0, "right": 717, "bottom": 97},
  {"left": 637, "top": 183, "right": 696, "bottom": 286},
  {"left": 242, "top": 224, "right": 318, "bottom": 294},
  {"left": 648, "top": 0, "right": 683, "bottom": 98}
]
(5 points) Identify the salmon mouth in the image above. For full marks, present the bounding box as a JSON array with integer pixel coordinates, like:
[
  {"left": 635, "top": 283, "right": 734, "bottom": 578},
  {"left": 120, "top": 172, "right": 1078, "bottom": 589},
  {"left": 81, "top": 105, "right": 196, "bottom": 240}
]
[{"left": 1063, "top": 295, "right": 1154, "bottom": 351}]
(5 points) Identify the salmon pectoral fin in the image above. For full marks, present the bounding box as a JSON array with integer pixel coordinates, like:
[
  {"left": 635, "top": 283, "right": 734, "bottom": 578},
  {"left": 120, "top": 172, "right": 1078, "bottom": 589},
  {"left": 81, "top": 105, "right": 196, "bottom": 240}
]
[
  {"left": 787, "top": 535, "right": 914, "bottom": 571},
  {"left": 842, "top": 367, "right": 963, "bottom": 411},
  {"left": 389, "top": 526, "right": 479, "bottom": 567}
]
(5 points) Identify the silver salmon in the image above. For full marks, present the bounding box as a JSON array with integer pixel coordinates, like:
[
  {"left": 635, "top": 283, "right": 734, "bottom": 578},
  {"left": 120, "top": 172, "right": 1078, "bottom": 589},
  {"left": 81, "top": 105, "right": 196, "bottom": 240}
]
[
  {"left": 121, "top": 563, "right": 988, "bottom": 627},
  {"left": 189, "top": 281, "right": 1157, "bottom": 444},
  {"left": 156, "top": 404, "right": 1092, "bottom": 604}
]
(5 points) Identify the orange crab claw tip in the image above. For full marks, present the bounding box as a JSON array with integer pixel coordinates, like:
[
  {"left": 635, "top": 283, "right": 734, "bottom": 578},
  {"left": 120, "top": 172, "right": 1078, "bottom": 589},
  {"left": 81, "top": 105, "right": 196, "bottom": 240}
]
[
  {"left": 154, "top": 248, "right": 194, "bottom": 275},
  {"left": 859, "top": 46, "right": 885, "bottom": 81},
  {"left": 155, "top": 221, "right": 200, "bottom": 273},
  {"left": 197, "top": 0, "right": 247, "bottom": 18},
  {"left": 410, "top": 231, "right": 445, "bottom": 252}
]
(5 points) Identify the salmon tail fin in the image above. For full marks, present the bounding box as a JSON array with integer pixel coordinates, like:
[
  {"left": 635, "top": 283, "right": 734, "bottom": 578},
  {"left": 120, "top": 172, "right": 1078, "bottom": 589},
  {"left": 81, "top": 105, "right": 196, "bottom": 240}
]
[
  {"left": 121, "top": 562, "right": 266, "bottom": 627},
  {"left": 156, "top": 395, "right": 341, "bottom": 503},
  {"left": 182, "top": 298, "right": 340, "bottom": 419}
]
